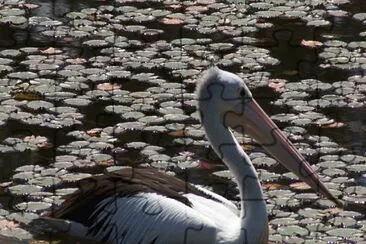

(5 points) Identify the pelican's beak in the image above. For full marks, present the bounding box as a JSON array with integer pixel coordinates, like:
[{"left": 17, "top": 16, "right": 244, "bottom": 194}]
[{"left": 226, "top": 99, "right": 343, "bottom": 207}]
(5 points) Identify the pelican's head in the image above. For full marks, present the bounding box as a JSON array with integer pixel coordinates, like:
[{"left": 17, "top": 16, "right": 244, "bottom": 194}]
[
  {"left": 196, "top": 67, "right": 343, "bottom": 207},
  {"left": 196, "top": 67, "right": 252, "bottom": 116}
]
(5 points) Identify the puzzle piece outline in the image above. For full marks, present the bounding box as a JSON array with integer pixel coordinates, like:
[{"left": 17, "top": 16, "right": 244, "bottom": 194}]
[{"left": 0, "top": 0, "right": 364, "bottom": 243}]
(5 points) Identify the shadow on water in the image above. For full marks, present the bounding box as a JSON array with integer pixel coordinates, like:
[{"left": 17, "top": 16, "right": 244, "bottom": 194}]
[{"left": 254, "top": 5, "right": 366, "bottom": 153}]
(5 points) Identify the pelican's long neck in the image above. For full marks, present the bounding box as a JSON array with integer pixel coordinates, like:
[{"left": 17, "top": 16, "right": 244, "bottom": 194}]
[{"left": 200, "top": 109, "right": 268, "bottom": 243}]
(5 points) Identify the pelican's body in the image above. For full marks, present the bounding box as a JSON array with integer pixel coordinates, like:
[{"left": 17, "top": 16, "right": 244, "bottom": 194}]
[
  {"left": 46, "top": 167, "right": 249, "bottom": 243},
  {"left": 41, "top": 68, "right": 340, "bottom": 244}
]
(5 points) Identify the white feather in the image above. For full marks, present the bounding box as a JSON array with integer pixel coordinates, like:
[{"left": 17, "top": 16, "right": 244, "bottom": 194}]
[{"left": 64, "top": 192, "right": 242, "bottom": 244}]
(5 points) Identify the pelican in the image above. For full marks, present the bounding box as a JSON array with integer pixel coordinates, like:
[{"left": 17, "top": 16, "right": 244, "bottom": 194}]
[{"left": 40, "top": 67, "right": 341, "bottom": 244}]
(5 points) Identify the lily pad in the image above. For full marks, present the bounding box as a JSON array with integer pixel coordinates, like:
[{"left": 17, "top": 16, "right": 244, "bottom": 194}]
[
  {"left": 8, "top": 185, "right": 42, "bottom": 195},
  {"left": 326, "top": 228, "right": 362, "bottom": 237},
  {"left": 14, "top": 201, "right": 52, "bottom": 212},
  {"left": 277, "top": 225, "right": 309, "bottom": 236}
]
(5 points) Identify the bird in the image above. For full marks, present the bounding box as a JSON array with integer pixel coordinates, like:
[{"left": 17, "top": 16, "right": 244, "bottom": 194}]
[{"left": 39, "top": 67, "right": 342, "bottom": 244}]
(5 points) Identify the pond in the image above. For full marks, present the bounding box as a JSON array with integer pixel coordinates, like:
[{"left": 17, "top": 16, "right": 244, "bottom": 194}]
[{"left": 0, "top": 0, "right": 364, "bottom": 243}]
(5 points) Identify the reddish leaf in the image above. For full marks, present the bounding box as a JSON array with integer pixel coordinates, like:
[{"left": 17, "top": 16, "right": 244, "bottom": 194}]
[
  {"left": 97, "top": 82, "right": 121, "bottom": 91},
  {"left": 268, "top": 79, "right": 286, "bottom": 91},
  {"left": 98, "top": 159, "right": 115, "bottom": 166},
  {"left": 199, "top": 160, "right": 215, "bottom": 170},
  {"left": 320, "top": 122, "right": 344, "bottom": 128},
  {"left": 0, "top": 220, "right": 18, "bottom": 230},
  {"left": 12, "top": 91, "right": 41, "bottom": 101},
  {"left": 301, "top": 39, "right": 323, "bottom": 48},
  {"left": 162, "top": 18, "right": 184, "bottom": 25},
  {"left": 168, "top": 129, "right": 185, "bottom": 137},
  {"left": 241, "top": 144, "right": 255, "bottom": 151},
  {"left": 326, "top": 207, "right": 343, "bottom": 214},
  {"left": 346, "top": 93, "right": 365, "bottom": 102},
  {"left": 262, "top": 183, "right": 282, "bottom": 190},
  {"left": 23, "top": 135, "right": 50, "bottom": 148},
  {"left": 290, "top": 182, "right": 311, "bottom": 191},
  {"left": 86, "top": 14, "right": 97, "bottom": 21},
  {"left": 166, "top": 4, "right": 182, "bottom": 10},
  {"left": 29, "top": 241, "right": 51, "bottom": 244},
  {"left": 40, "top": 47, "right": 62, "bottom": 54},
  {"left": 86, "top": 128, "right": 103, "bottom": 137}
]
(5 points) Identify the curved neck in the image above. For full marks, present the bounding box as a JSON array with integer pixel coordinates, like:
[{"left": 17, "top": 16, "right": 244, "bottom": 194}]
[{"left": 201, "top": 110, "right": 268, "bottom": 243}]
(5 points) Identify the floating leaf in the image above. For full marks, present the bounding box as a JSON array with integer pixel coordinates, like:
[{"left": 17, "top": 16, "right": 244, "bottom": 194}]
[
  {"left": 66, "top": 57, "right": 87, "bottom": 64},
  {"left": 213, "top": 170, "right": 233, "bottom": 179},
  {"left": 290, "top": 182, "right": 311, "bottom": 191},
  {"left": 86, "top": 128, "right": 103, "bottom": 137},
  {"left": 326, "top": 228, "right": 362, "bottom": 237},
  {"left": 168, "top": 129, "right": 185, "bottom": 137},
  {"left": 325, "top": 208, "right": 343, "bottom": 214},
  {"left": 179, "top": 151, "right": 194, "bottom": 157},
  {"left": 268, "top": 79, "right": 285, "bottom": 91},
  {"left": 262, "top": 183, "right": 282, "bottom": 190},
  {"left": 270, "top": 217, "right": 298, "bottom": 226},
  {"left": 60, "top": 173, "right": 91, "bottom": 182},
  {"left": 346, "top": 94, "right": 365, "bottom": 102},
  {"left": 29, "top": 176, "right": 61, "bottom": 187},
  {"left": 39, "top": 47, "right": 62, "bottom": 54},
  {"left": 162, "top": 18, "right": 183, "bottom": 25},
  {"left": 241, "top": 144, "right": 256, "bottom": 151},
  {"left": 15, "top": 201, "right": 52, "bottom": 212},
  {"left": 277, "top": 225, "right": 309, "bottom": 236},
  {"left": 23, "top": 135, "right": 50, "bottom": 148},
  {"left": 11, "top": 90, "right": 42, "bottom": 101},
  {"left": 0, "top": 181, "right": 11, "bottom": 189},
  {"left": 8, "top": 185, "right": 42, "bottom": 195},
  {"left": 97, "top": 82, "right": 121, "bottom": 91},
  {"left": 301, "top": 40, "right": 323, "bottom": 48},
  {"left": 23, "top": 3, "right": 40, "bottom": 9},
  {"left": 319, "top": 122, "right": 344, "bottom": 128},
  {"left": 96, "top": 158, "right": 115, "bottom": 167},
  {"left": 185, "top": 5, "right": 208, "bottom": 13},
  {"left": 166, "top": 4, "right": 182, "bottom": 10},
  {"left": 0, "top": 220, "right": 18, "bottom": 230}
]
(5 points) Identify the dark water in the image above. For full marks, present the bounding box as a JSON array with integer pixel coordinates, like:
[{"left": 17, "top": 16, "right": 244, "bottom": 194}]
[
  {"left": 0, "top": 0, "right": 363, "bottom": 189},
  {"left": 0, "top": 0, "right": 365, "bottom": 242},
  {"left": 0, "top": 0, "right": 363, "bottom": 156},
  {"left": 0, "top": 0, "right": 363, "bottom": 188},
  {"left": 255, "top": 0, "right": 366, "bottom": 154}
]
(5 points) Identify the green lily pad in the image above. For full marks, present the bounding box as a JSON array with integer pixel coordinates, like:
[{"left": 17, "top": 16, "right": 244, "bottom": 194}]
[
  {"left": 326, "top": 228, "right": 362, "bottom": 237},
  {"left": 270, "top": 217, "right": 298, "bottom": 226},
  {"left": 7, "top": 212, "right": 39, "bottom": 225},
  {"left": 15, "top": 201, "right": 52, "bottom": 212},
  {"left": 212, "top": 170, "right": 233, "bottom": 179},
  {"left": 329, "top": 216, "right": 357, "bottom": 228},
  {"left": 28, "top": 176, "right": 61, "bottom": 187},
  {"left": 60, "top": 173, "right": 91, "bottom": 182},
  {"left": 8, "top": 185, "right": 42, "bottom": 195},
  {"left": 277, "top": 225, "right": 309, "bottom": 236}
]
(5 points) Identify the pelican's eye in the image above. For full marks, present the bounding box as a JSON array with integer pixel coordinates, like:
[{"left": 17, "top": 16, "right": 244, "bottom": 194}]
[{"left": 239, "top": 88, "right": 246, "bottom": 97}]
